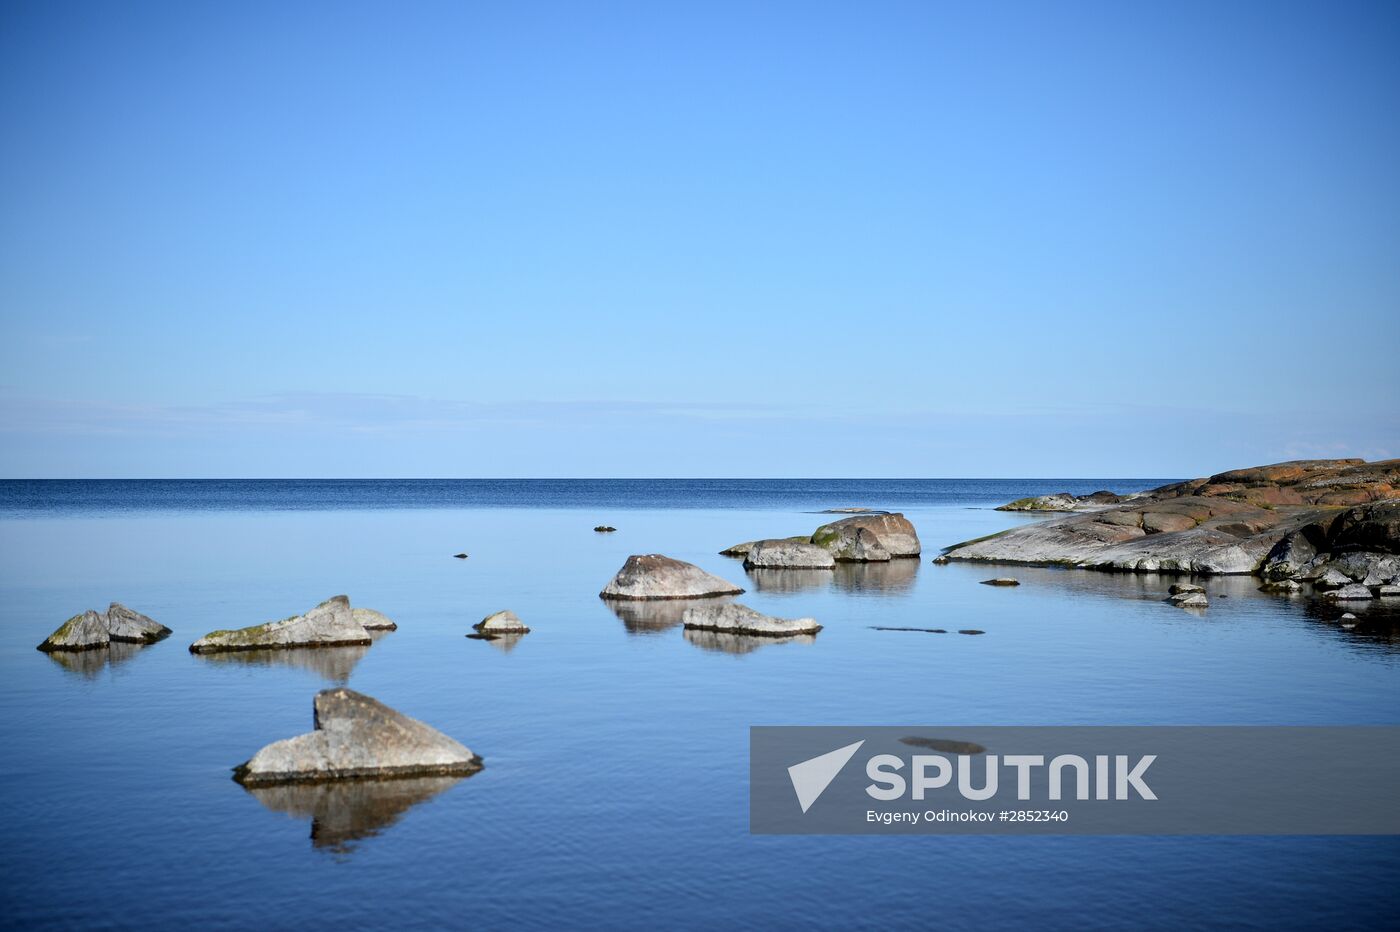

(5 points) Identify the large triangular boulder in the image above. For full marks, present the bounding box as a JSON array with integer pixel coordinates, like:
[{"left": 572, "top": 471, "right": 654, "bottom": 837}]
[
  {"left": 233, "top": 688, "right": 482, "bottom": 785},
  {"left": 105, "top": 603, "right": 173, "bottom": 644},
  {"left": 599, "top": 554, "right": 744, "bottom": 600},
  {"left": 37, "top": 610, "right": 110, "bottom": 652}
]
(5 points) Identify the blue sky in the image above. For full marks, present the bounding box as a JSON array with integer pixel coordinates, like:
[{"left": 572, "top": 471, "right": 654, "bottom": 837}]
[{"left": 1, "top": 0, "right": 1396, "bottom": 477}]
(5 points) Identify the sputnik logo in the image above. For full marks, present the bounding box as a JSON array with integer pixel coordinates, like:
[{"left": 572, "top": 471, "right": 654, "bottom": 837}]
[{"left": 787, "top": 740, "right": 865, "bottom": 813}]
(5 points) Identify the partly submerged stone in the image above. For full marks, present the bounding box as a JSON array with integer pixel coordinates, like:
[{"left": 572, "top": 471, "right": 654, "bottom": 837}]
[
  {"left": 105, "top": 603, "right": 172, "bottom": 643},
  {"left": 1168, "top": 583, "right": 1205, "bottom": 595},
  {"left": 743, "top": 539, "right": 836, "bottom": 570},
  {"left": 351, "top": 608, "right": 398, "bottom": 631},
  {"left": 37, "top": 610, "right": 110, "bottom": 652},
  {"left": 980, "top": 578, "right": 1020, "bottom": 587},
  {"left": 599, "top": 554, "right": 744, "bottom": 600},
  {"left": 680, "top": 602, "right": 822, "bottom": 637},
  {"left": 1168, "top": 592, "right": 1209, "bottom": 608},
  {"left": 469, "top": 610, "right": 530, "bottom": 638},
  {"left": 594, "top": 526, "right": 616, "bottom": 533},
  {"left": 719, "top": 536, "right": 808, "bottom": 557},
  {"left": 190, "top": 596, "right": 370, "bottom": 654},
  {"left": 233, "top": 688, "right": 482, "bottom": 785},
  {"left": 812, "top": 513, "right": 921, "bottom": 559},
  {"left": 1323, "top": 584, "right": 1374, "bottom": 602}
]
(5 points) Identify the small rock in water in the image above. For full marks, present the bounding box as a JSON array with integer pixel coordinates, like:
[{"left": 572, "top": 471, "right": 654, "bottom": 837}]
[
  {"left": 1323, "top": 584, "right": 1374, "bottom": 601},
  {"left": 1168, "top": 592, "right": 1209, "bottom": 608},
  {"left": 1339, "top": 613, "right": 1358, "bottom": 629},
  {"left": 744, "top": 539, "right": 836, "bottom": 570},
  {"left": 869, "top": 626, "right": 947, "bottom": 634},
  {"left": 594, "top": 526, "right": 616, "bottom": 533},
  {"left": 232, "top": 688, "right": 482, "bottom": 785},
  {"left": 468, "top": 610, "right": 531, "bottom": 639},
  {"left": 190, "top": 596, "right": 370, "bottom": 654},
  {"left": 957, "top": 629, "right": 986, "bottom": 635},
  {"left": 351, "top": 608, "right": 398, "bottom": 631},
  {"left": 453, "top": 553, "right": 469, "bottom": 559},
  {"left": 1313, "top": 568, "right": 1353, "bottom": 590},
  {"left": 1168, "top": 583, "right": 1205, "bottom": 595},
  {"left": 1260, "top": 579, "right": 1303, "bottom": 593},
  {"left": 105, "top": 603, "right": 173, "bottom": 644},
  {"left": 681, "top": 602, "right": 821, "bottom": 637},
  {"left": 600, "top": 554, "right": 745, "bottom": 600},
  {"left": 900, "top": 736, "right": 986, "bottom": 754},
  {"left": 931, "top": 555, "right": 950, "bottom": 565},
  {"left": 37, "top": 610, "right": 110, "bottom": 652},
  {"left": 981, "top": 578, "right": 1020, "bottom": 587}
]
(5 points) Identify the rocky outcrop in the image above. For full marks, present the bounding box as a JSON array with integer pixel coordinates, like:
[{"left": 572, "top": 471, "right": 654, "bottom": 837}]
[
  {"left": 944, "top": 460, "right": 1400, "bottom": 584},
  {"left": 190, "top": 596, "right": 371, "bottom": 654},
  {"left": 997, "top": 491, "right": 1127, "bottom": 512},
  {"left": 599, "top": 555, "right": 744, "bottom": 600},
  {"left": 233, "top": 688, "right": 482, "bottom": 785},
  {"left": 743, "top": 539, "right": 836, "bottom": 569},
  {"left": 469, "top": 610, "right": 530, "bottom": 638},
  {"left": 37, "top": 603, "right": 172, "bottom": 652},
  {"left": 680, "top": 602, "right": 822, "bottom": 636},
  {"left": 812, "top": 513, "right": 921, "bottom": 559},
  {"left": 351, "top": 608, "right": 398, "bottom": 631}
]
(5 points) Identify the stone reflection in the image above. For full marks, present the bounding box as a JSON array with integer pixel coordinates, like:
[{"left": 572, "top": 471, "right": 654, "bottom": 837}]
[
  {"left": 194, "top": 631, "right": 392, "bottom": 682},
  {"left": 44, "top": 639, "right": 144, "bottom": 678},
  {"left": 744, "top": 568, "right": 831, "bottom": 594},
  {"left": 605, "top": 597, "right": 737, "bottom": 635},
  {"left": 683, "top": 628, "right": 817, "bottom": 655},
  {"left": 481, "top": 633, "right": 526, "bottom": 653},
  {"left": 244, "top": 775, "right": 467, "bottom": 853},
  {"left": 832, "top": 558, "right": 919, "bottom": 593}
]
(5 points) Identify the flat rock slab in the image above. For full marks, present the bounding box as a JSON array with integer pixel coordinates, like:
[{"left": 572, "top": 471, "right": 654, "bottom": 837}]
[
  {"left": 743, "top": 539, "right": 837, "bottom": 569},
  {"left": 812, "top": 513, "right": 921, "bottom": 560},
  {"left": 233, "top": 688, "right": 482, "bottom": 785},
  {"left": 190, "top": 596, "right": 371, "bottom": 654},
  {"left": 720, "top": 536, "right": 808, "bottom": 557},
  {"left": 351, "top": 608, "right": 398, "bottom": 631},
  {"left": 600, "top": 554, "right": 744, "bottom": 600},
  {"left": 681, "top": 602, "right": 822, "bottom": 637},
  {"left": 981, "top": 578, "right": 1020, "bottom": 587},
  {"left": 469, "top": 610, "right": 530, "bottom": 638}
]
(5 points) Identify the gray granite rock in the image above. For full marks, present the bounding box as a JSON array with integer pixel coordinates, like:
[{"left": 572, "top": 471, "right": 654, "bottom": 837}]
[
  {"left": 351, "top": 608, "right": 398, "bottom": 631},
  {"left": 743, "top": 539, "right": 836, "bottom": 569},
  {"left": 36, "top": 610, "right": 111, "bottom": 652},
  {"left": 190, "top": 596, "right": 371, "bottom": 654},
  {"left": 812, "top": 513, "right": 921, "bottom": 559},
  {"left": 1323, "top": 584, "right": 1374, "bottom": 601},
  {"left": 681, "top": 602, "right": 822, "bottom": 636},
  {"left": 1169, "top": 592, "right": 1209, "bottom": 608},
  {"left": 719, "top": 536, "right": 808, "bottom": 557},
  {"left": 1313, "top": 568, "right": 1353, "bottom": 589},
  {"left": 600, "top": 555, "right": 744, "bottom": 600},
  {"left": 469, "top": 610, "right": 530, "bottom": 637},
  {"left": 233, "top": 688, "right": 482, "bottom": 785},
  {"left": 104, "top": 603, "right": 172, "bottom": 643}
]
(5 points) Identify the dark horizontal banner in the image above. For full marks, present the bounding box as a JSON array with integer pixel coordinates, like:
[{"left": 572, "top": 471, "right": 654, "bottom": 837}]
[{"left": 750, "top": 726, "right": 1400, "bottom": 835}]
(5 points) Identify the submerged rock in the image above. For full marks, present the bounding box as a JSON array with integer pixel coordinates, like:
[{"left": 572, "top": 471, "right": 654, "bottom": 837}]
[
  {"left": 453, "top": 553, "right": 469, "bottom": 559},
  {"left": 812, "top": 513, "right": 921, "bottom": 559},
  {"left": 469, "top": 610, "right": 530, "bottom": 638},
  {"left": 680, "top": 602, "right": 822, "bottom": 637},
  {"left": 1323, "top": 584, "right": 1374, "bottom": 602},
  {"left": 599, "top": 554, "right": 744, "bottom": 600},
  {"left": 37, "top": 610, "right": 111, "bottom": 652},
  {"left": 104, "top": 603, "right": 172, "bottom": 643},
  {"left": 980, "top": 578, "right": 1020, "bottom": 587},
  {"left": 351, "top": 608, "right": 398, "bottom": 631},
  {"left": 719, "top": 536, "right": 808, "bottom": 557},
  {"left": 233, "top": 688, "right": 482, "bottom": 785},
  {"left": 594, "top": 526, "right": 616, "bottom": 533},
  {"left": 743, "top": 539, "right": 836, "bottom": 570},
  {"left": 1259, "top": 579, "right": 1303, "bottom": 593},
  {"left": 1168, "top": 583, "right": 1205, "bottom": 595},
  {"left": 1168, "top": 592, "right": 1209, "bottom": 608},
  {"left": 190, "top": 596, "right": 371, "bottom": 654}
]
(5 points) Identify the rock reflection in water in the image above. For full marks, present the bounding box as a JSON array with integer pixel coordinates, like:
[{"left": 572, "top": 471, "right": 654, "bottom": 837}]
[
  {"left": 606, "top": 596, "right": 736, "bottom": 634},
  {"left": 44, "top": 639, "right": 144, "bottom": 678},
  {"left": 744, "top": 568, "right": 831, "bottom": 594},
  {"left": 832, "top": 559, "right": 919, "bottom": 593},
  {"left": 683, "top": 628, "right": 817, "bottom": 655},
  {"left": 480, "top": 633, "right": 526, "bottom": 653},
  {"left": 244, "top": 775, "right": 466, "bottom": 853},
  {"left": 193, "top": 631, "right": 392, "bottom": 682}
]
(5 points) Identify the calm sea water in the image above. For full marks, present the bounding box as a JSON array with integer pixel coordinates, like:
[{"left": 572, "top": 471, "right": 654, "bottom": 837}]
[{"left": 1, "top": 479, "right": 1396, "bottom": 930}]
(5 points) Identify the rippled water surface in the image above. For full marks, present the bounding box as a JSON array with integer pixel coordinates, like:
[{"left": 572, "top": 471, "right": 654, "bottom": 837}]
[{"left": 1, "top": 480, "right": 1396, "bottom": 929}]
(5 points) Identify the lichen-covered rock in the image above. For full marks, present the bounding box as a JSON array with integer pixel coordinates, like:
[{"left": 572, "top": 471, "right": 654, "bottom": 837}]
[
  {"left": 1323, "top": 584, "right": 1374, "bottom": 601},
  {"left": 104, "top": 603, "right": 172, "bottom": 643},
  {"left": 812, "top": 513, "right": 920, "bottom": 559},
  {"left": 351, "top": 608, "right": 398, "bottom": 631},
  {"left": 232, "top": 688, "right": 481, "bottom": 785},
  {"left": 743, "top": 539, "right": 836, "bottom": 569},
  {"left": 680, "top": 602, "right": 822, "bottom": 636},
  {"left": 469, "top": 610, "right": 530, "bottom": 637},
  {"left": 190, "top": 596, "right": 370, "bottom": 654},
  {"left": 599, "top": 555, "right": 744, "bottom": 600},
  {"left": 37, "top": 610, "right": 110, "bottom": 652}
]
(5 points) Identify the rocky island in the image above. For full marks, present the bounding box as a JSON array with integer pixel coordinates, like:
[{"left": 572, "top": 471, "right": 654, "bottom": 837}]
[{"left": 942, "top": 460, "right": 1400, "bottom": 594}]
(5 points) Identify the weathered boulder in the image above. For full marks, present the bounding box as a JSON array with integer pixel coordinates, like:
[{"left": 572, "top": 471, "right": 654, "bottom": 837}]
[
  {"left": 1323, "top": 584, "right": 1374, "bottom": 602},
  {"left": 1313, "top": 568, "right": 1353, "bottom": 589},
  {"left": 743, "top": 539, "right": 836, "bottom": 569},
  {"left": 812, "top": 513, "right": 920, "bottom": 559},
  {"left": 190, "top": 596, "right": 370, "bottom": 654},
  {"left": 37, "top": 610, "right": 110, "bottom": 652},
  {"left": 105, "top": 603, "right": 172, "bottom": 643},
  {"left": 1260, "top": 525, "right": 1329, "bottom": 580},
  {"left": 681, "top": 602, "right": 822, "bottom": 636},
  {"left": 981, "top": 578, "right": 1020, "bottom": 587},
  {"left": 469, "top": 610, "right": 530, "bottom": 637},
  {"left": 351, "top": 608, "right": 398, "bottom": 631},
  {"left": 997, "top": 491, "right": 1126, "bottom": 512},
  {"left": 599, "top": 555, "right": 744, "bottom": 600},
  {"left": 720, "top": 536, "right": 808, "bottom": 557},
  {"left": 1169, "top": 592, "right": 1209, "bottom": 608},
  {"left": 233, "top": 688, "right": 482, "bottom": 785}
]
